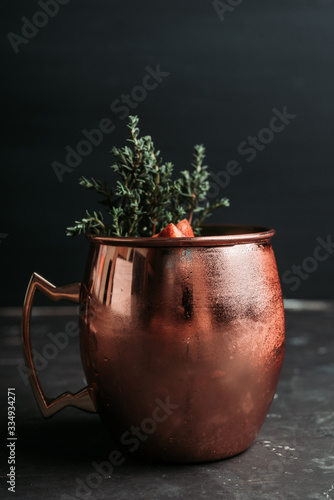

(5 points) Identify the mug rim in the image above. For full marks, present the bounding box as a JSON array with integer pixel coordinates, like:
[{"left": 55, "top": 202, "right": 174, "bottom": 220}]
[{"left": 87, "top": 224, "right": 276, "bottom": 247}]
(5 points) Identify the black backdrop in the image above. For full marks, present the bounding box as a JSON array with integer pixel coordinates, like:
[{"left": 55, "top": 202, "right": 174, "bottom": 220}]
[{"left": 1, "top": 0, "right": 334, "bottom": 305}]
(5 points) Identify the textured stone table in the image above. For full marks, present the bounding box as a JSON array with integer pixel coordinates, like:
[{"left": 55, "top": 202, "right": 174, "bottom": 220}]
[{"left": 0, "top": 301, "right": 333, "bottom": 500}]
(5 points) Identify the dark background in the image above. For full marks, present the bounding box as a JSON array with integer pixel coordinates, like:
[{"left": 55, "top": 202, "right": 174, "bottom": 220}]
[{"left": 1, "top": 0, "right": 333, "bottom": 305}]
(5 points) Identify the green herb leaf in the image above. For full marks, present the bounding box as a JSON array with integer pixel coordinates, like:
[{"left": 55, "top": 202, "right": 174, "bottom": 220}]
[{"left": 66, "top": 116, "right": 230, "bottom": 237}]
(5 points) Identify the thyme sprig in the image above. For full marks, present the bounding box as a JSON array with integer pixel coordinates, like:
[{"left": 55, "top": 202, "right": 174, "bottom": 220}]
[{"left": 66, "top": 116, "right": 229, "bottom": 237}]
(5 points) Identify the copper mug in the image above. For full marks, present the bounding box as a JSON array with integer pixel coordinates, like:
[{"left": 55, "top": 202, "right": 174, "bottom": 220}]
[{"left": 22, "top": 225, "right": 285, "bottom": 463}]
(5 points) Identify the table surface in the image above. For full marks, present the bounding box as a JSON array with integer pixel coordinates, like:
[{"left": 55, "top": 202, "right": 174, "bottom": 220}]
[{"left": 0, "top": 301, "right": 333, "bottom": 500}]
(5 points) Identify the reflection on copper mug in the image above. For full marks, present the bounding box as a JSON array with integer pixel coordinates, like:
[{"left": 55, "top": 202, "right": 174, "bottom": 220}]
[{"left": 22, "top": 225, "right": 285, "bottom": 463}]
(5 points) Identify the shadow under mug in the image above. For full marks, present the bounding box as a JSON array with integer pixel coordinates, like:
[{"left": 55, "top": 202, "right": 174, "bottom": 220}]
[{"left": 22, "top": 224, "right": 285, "bottom": 463}]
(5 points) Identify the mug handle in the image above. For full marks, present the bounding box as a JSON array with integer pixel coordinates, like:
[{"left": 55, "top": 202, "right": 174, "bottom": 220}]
[{"left": 22, "top": 272, "right": 96, "bottom": 417}]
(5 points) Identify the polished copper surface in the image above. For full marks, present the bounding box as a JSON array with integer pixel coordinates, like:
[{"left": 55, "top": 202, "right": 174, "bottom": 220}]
[
  {"left": 22, "top": 273, "right": 96, "bottom": 416},
  {"left": 22, "top": 224, "right": 285, "bottom": 462}
]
